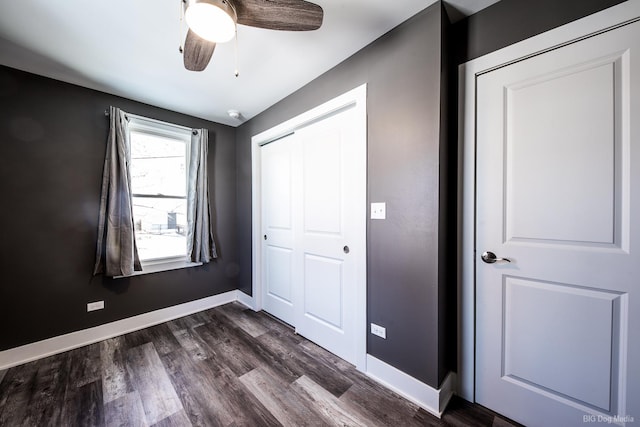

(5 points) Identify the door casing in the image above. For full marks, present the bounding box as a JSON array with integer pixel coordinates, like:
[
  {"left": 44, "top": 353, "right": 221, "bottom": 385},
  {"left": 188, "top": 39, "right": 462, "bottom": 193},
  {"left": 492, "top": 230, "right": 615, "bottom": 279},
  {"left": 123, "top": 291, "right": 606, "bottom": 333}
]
[
  {"left": 458, "top": 1, "right": 640, "bottom": 402},
  {"left": 250, "top": 84, "right": 368, "bottom": 372}
]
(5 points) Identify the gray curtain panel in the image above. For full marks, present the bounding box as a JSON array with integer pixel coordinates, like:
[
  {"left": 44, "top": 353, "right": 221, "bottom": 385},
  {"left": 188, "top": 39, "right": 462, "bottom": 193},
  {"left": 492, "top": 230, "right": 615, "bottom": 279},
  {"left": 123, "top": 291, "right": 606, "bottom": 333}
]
[
  {"left": 93, "top": 107, "right": 142, "bottom": 277},
  {"left": 187, "top": 128, "right": 218, "bottom": 263}
]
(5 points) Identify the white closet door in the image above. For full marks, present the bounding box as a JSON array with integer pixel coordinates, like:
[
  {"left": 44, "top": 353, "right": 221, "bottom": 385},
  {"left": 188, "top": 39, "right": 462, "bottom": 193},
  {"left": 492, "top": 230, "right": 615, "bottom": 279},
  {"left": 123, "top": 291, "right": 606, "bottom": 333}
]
[
  {"left": 261, "top": 134, "right": 297, "bottom": 325},
  {"left": 261, "top": 105, "right": 365, "bottom": 366},
  {"left": 294, "top": 106, "right": 363, "bottom": 365}
]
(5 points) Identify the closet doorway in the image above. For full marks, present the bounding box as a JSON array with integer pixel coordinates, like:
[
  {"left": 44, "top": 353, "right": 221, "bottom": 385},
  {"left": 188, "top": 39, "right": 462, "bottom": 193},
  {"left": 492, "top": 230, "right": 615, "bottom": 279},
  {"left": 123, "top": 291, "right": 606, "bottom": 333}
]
[{"left": 251, "top": 85, "right": 367, "bottom": 369}]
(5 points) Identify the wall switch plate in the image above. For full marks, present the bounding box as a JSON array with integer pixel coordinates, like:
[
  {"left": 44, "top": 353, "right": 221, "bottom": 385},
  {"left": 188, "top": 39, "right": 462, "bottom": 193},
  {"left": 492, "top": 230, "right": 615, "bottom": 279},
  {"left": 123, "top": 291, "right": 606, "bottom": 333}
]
[
  {"left": 370, "top": 323, "right": 386, "bottom": 339},
  {"left": 87, "top": 301, "right": 105, "bottom": 312},
  {"left": 371, "top": 202, "right": 386, "bottom": 220}
]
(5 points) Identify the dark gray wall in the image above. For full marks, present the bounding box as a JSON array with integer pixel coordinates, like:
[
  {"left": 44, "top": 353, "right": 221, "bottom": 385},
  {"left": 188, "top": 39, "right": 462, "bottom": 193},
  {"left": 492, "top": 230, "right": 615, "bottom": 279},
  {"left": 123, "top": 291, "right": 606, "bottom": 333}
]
[
  {"left": 0, "top": 66, "right": 239, "bottom": 351},
  {"left": 452, "top": 0, "right": 627, "bottom": 64},
  {"left": 237, "top": 3, "right": 452, "bottom": 387},
  {"left": 236, "top": 0, "right": 628, "bottom": 390}
]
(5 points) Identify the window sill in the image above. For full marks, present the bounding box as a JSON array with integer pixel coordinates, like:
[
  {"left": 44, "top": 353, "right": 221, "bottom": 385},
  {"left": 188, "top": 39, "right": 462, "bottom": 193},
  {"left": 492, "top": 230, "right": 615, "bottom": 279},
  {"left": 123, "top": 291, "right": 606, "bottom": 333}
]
[{"left": 115, "top": 257, "right": 203, "bottom": 278}]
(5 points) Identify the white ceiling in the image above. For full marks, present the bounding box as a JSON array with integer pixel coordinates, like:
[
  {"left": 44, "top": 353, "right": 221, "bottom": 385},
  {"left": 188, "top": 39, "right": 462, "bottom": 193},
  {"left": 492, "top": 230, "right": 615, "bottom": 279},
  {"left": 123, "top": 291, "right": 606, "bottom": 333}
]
[{"left": 0, "top": 0, "right": 499, "bottom": 127}]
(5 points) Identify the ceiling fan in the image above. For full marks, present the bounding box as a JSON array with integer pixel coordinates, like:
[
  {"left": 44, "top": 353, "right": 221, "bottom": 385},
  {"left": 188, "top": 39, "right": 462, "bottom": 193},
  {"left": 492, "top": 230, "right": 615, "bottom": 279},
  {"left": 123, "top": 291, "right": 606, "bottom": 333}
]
[{"left": 182, "top": 0, "right": 324, "bottom": 72}]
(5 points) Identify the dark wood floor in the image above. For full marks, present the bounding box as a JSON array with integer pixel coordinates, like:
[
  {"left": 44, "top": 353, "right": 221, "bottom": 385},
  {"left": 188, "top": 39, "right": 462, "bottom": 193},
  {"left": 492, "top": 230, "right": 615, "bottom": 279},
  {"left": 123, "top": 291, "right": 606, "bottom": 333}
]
[{"left": 0, "top": 302, "right": 520, "bottom": 426}]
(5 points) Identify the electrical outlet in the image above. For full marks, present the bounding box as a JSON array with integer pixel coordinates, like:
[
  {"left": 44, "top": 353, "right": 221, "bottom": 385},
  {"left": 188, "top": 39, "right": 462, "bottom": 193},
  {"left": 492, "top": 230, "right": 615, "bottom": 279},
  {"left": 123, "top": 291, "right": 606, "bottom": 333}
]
[
  {"left": 371, "top": 202, "right": 386, "bottom": 220},
  {"left": 370, "top": 323, "right": 386, "bottom": 339},
  {"left": 87, "top": 301, "right": 105, "bottom": 312}
]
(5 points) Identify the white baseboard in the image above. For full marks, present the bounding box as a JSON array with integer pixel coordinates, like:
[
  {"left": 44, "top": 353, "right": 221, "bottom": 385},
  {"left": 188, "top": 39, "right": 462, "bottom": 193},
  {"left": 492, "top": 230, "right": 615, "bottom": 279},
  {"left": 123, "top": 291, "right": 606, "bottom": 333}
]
[
  {"left": 365, "top": 355, "right": 456, "bottom": 418},
  {"left": 235, "top": 289, "right": 256, "bottom": 310},
  {"left": 0, "top": 290, "right": 239, "bottom": 370}
]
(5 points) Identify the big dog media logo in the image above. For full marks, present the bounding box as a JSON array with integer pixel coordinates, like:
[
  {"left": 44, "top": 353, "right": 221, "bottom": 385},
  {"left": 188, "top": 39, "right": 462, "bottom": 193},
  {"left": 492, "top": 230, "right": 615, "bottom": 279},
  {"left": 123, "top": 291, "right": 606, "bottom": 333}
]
[{"left": 584, "top": 414, "right": 635, "bottom": 424}]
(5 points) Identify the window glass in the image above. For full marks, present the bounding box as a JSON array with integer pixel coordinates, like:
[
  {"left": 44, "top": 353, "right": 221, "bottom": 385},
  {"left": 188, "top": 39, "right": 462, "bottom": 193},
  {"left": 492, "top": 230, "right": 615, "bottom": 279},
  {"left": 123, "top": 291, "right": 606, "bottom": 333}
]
[
  {"left": 131, "top": 132, "right": 187, "bottom": 197},
  {"left": 130, "top": 129, "right": 189, "bottom": 261}
]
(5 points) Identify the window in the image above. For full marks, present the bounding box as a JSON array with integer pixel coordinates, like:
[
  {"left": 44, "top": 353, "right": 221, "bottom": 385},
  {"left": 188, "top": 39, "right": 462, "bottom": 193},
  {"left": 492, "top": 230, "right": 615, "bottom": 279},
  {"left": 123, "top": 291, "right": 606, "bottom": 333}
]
[
  {"left": 94, "top": 107, "right": 216, "bottom": 278},
  {"left": 128, "top": 116, "right": 195, "bottom": 269}
]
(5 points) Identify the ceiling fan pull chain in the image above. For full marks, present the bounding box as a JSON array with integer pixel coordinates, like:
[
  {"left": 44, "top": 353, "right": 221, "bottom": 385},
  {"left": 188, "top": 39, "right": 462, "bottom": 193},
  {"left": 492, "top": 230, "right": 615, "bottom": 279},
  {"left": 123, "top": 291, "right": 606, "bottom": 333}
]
[
  {"left": 178, "top": 0, "right": 186, "bottom": 54},
  {"left": 234, "top": 27, "right": 239, "bottom": 77}
]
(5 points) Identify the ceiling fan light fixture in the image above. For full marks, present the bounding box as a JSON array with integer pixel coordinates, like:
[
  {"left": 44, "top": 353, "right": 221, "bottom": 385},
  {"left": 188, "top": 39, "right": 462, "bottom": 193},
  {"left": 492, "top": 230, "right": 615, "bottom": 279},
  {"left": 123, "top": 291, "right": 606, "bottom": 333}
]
[{"left": 185, "top": 0, "right": 237, "bottom": 43}]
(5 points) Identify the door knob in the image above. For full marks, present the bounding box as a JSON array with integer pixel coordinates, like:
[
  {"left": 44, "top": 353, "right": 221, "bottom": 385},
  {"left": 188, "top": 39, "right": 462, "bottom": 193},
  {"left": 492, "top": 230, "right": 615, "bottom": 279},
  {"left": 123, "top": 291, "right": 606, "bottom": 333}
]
[
  {"left": 481, "top": 251, "right": 511, "bottom": 264},
  {"left": 343, "top": 246, "right": 350, "bottom": 254}
]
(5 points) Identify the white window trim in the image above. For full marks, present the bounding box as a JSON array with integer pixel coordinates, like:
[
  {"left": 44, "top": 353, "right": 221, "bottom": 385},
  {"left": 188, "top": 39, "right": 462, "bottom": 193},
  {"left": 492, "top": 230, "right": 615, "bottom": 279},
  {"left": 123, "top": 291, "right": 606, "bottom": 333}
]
[
  {"left": 127, "top": 113, "right": 193, "bottom": 139},
  {"left": 116, "top": 258, "right": 203, "bottom": 278},
  {"left": 122, "top": 113, "right": 196, "bottom": 277}
]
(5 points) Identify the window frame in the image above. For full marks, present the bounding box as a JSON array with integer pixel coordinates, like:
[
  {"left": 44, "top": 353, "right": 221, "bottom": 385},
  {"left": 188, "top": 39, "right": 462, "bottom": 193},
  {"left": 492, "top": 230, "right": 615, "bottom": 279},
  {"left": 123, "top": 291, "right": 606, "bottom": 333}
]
[{"left": 123, "top": 114, "right": 202, "bottom": 277}]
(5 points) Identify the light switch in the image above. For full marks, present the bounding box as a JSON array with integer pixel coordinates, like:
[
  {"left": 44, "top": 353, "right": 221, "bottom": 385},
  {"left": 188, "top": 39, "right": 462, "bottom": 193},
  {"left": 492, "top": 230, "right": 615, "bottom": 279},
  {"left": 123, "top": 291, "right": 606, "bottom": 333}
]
[{"left": 371, "top": 202, "right": 386, "bottom": 220}]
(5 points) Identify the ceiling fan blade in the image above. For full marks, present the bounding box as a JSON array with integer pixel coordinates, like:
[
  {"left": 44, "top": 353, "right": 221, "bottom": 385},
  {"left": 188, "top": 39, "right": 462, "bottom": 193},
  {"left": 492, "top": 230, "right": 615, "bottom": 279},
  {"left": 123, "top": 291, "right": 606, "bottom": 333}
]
[
  {"left": 183, "top": 29, "right": 216, "bottom": 71},
  {"left": 235, "top": 0, "right": 323, "bottom": 31}
]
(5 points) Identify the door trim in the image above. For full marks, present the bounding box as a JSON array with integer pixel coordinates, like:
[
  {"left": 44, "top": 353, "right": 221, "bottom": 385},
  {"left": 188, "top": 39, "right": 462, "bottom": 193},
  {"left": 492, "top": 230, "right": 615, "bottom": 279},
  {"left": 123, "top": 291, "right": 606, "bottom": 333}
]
[
  {"left": 458, "top": 1, "right": 640, "bottom": 402},
  {"left": 250, "top": 84, "right": 368, "bottom": 371}
]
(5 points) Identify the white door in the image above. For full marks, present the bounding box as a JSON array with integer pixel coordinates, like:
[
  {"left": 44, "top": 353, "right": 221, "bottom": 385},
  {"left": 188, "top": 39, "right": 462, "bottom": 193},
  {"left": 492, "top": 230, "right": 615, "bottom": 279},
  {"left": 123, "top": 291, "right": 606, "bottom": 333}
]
[
  {"left": 261, "top": 134, "right": 297, "bottom": 325},
  {"left": 476, "top": 20, "right": 640, "bottom": 426},
  {"left": 261, "top": 105, "right": 365, "bottom": 365}
]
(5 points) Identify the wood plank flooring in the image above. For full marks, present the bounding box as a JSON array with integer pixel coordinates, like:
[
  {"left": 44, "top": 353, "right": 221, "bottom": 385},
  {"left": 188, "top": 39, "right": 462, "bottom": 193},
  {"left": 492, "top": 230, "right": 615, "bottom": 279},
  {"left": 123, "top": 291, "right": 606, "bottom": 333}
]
[{"left": 0, "top": 302, "right": 521, "bottom": 426}]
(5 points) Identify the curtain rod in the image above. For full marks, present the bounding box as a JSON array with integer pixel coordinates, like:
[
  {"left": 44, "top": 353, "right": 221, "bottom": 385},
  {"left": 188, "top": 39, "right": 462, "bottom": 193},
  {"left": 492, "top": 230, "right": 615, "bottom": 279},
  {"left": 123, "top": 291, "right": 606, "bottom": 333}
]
[{"left": 103, "top": 108, "right": 197, "bottom": 134}]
